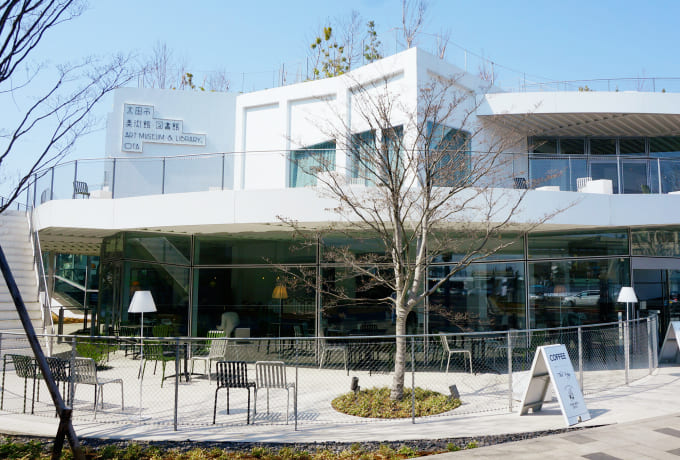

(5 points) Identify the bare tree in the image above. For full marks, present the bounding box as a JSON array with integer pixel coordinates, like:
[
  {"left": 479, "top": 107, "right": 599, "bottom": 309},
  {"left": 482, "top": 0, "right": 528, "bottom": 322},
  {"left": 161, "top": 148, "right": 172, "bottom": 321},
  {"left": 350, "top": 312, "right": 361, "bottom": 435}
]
[
  {"left": 435, "top": 28, "right": 451, "bottom": 59},
  {"left": 281, "top": 71, "right": 562, "bottom": 400},
  {"left": 402, "top": 0, "right": 427, "bottom": 48},
  {"left": 0, "top": 1, "right": 135, "bottom": 213}
]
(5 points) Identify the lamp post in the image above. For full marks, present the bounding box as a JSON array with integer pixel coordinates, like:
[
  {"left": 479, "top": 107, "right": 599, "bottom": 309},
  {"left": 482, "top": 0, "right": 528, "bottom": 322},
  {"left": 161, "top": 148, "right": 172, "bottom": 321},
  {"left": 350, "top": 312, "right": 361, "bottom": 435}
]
[{"left": 128, "top": 290, "right": 156, "bottom": 420}]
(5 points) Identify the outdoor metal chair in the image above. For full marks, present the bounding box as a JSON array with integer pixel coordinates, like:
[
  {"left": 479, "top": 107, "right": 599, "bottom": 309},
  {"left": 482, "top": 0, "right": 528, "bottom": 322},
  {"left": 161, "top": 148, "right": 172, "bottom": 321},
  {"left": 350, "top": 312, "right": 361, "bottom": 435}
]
[
  {"left": 439, "top": 333, "right": 472, "bottom": 374},
  {"left": 73, "top": 180, "right": 90, "bottom": 198},
  {"left": 254, "top": 361, "right": 296, "bottom": 424},
  {"left": 140, "top": 342, "right": 176, "bottom": 387},
  {"left": 1, "top": 354, "right": 38, "bottom": 414},
  {"left": 213, "top": 361, "right": 256, "bottom": 424},
  {"left": 191, "top": 333, "right": 228, "bottom": 381},
  {"left": 319, "top": 333, "right": 348, "bottom": 375},
  {"left": 73, "top": 357, "right": 124, "bottom": 418}
]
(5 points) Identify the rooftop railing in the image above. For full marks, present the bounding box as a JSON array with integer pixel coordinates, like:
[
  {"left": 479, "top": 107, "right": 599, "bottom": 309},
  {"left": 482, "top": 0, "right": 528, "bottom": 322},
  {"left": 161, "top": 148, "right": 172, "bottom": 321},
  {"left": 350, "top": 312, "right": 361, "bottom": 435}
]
[{"left": 16, "top": 151, "right": 680, "bottom": 210}]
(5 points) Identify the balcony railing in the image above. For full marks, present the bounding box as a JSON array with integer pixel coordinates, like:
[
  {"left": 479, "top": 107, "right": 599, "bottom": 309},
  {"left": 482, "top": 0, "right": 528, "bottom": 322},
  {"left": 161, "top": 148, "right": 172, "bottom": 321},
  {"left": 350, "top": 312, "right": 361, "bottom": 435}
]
[{"left": 16, "top": 151, "right": 680, "bottom": 210}]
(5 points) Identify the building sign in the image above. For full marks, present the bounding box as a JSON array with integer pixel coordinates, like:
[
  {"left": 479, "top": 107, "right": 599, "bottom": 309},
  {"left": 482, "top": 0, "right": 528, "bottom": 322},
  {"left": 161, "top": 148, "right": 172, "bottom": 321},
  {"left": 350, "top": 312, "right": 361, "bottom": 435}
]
[
  {"left": 660, "top": 321, "right": 680, "bottom": 363},
  {"left": 122, "top": 103, "right": 206, "bottom": 153},
  {"left": 520, "top": 344, "right": 590, "bottom": 426}
]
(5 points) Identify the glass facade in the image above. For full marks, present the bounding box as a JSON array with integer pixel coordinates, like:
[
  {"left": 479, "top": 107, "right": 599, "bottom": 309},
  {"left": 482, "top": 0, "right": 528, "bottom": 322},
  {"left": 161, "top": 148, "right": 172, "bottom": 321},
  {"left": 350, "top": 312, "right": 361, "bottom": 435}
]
[
  {"left": 90, "top": 227, "right": 680, "bottom": 338},
  {"left": 289, "top": 141, "right": 336, "bottom": 187}
]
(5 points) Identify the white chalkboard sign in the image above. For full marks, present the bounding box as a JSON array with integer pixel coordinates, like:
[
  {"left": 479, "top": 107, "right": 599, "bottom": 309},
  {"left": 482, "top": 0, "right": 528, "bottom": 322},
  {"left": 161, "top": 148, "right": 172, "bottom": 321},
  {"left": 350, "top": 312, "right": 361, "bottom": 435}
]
[
  {"left": 660, "top": 321, "right": 680, "bottom": 363},
  {"left": 520, "top": 344, "right": 591, "bottom": 426}
]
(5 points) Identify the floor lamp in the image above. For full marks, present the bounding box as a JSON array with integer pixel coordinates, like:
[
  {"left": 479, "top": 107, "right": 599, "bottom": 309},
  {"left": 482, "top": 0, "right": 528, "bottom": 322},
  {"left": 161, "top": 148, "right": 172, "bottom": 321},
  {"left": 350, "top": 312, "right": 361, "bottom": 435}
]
[
  {"left": 128, "top": 290, "right": 156, "bottom": 420},
  {"left": 272, "top": 280, "right": 288, "bottom": 339},
  {"left": 617, "top": 286, "right": 638, "bottom": 322}
]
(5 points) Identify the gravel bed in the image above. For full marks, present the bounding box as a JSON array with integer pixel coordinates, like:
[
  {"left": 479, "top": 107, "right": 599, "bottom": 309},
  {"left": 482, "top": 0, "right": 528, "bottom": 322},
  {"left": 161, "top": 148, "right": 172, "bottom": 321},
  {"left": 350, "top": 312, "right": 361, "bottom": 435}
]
[{"left": 1, "top": 425, "right": 605, "bottom": 455}]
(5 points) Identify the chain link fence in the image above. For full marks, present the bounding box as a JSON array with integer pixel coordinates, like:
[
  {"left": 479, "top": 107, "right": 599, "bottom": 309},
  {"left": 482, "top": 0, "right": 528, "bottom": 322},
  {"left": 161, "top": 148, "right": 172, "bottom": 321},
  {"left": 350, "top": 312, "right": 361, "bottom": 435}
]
[{"left": 0, "top": 317, "right": 659, "bottom": 429}]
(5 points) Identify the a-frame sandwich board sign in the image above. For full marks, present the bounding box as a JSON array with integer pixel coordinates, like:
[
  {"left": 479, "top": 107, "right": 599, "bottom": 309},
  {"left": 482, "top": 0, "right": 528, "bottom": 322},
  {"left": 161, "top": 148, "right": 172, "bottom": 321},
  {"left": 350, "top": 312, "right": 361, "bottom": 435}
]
[
  {"left": 660, "top": 321, "right": 680, "bottom": 363},
  {"left": 519, "top": 344, "right": 591, "bottom": 426}
]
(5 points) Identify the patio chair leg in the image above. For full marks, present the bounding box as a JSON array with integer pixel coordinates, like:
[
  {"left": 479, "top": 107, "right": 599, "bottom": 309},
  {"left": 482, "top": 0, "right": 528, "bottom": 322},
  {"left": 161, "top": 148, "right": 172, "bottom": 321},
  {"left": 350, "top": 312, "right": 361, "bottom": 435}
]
[
  {"left": 213, "top": 387, "right": 220, "bottom": 424},
  {"left": 120, "top": 381, "right": 124, "bottom": 410},
  {"left": 446, "top": 354, "right": 451, "bottom": 374},
  {"left": 247, "top": 388, "right": 251, "bottom": 425}
]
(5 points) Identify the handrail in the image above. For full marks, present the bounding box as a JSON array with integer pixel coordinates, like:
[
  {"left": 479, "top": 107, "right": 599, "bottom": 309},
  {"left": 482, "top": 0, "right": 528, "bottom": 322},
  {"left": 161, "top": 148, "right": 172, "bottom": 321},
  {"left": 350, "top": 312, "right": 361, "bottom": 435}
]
[{"left": 27, "top": 209, "right": 54, "bottom": 354}]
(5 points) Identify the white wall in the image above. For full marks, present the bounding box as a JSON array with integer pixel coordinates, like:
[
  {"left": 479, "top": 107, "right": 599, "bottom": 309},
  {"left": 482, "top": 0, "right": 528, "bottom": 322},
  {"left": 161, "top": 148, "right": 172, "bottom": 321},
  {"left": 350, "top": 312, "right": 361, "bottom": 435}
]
[{"left": 106, "top": 87, "right": 236, "bottom": 157}]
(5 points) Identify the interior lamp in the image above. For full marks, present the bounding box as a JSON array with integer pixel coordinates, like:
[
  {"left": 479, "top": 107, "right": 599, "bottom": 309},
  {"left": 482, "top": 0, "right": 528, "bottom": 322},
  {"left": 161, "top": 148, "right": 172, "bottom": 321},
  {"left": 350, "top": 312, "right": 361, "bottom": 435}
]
[
  {"left": 617, "top": 287, "right": 638, "bottom": 322},
  {"left": 272, "top": 279, "right": 288, "bottom": 338}
]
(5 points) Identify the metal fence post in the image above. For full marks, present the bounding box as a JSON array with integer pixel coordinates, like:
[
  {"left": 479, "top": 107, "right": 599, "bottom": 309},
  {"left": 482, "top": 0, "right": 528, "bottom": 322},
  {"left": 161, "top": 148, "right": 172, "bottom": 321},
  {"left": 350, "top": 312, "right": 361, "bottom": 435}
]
[
  {"left": 624, "top": 321, "right": 630, "bottom": 385},
  {"left": 507, "top": 330, "right": 513, "bottom": 412},
  {"left": 647, "top": 318, "right": 653, "bottom": 375},
  {"left": 174, "top": 338, "right": 180, "bottom": 431},
  {"left": 411, "top": 336, "right": 415, "bottom": 424},
  {"left": 578, "top": 326, "right": 583, "bottom": 391},
  {"left": 69, "top": 337, "right": 77, "bottom": 407},
  {"left": 653, "top": 315, "right": 659, "bottom": 369},
  {"left": 295, "top": 337, "right": 299, "bottom": 431}
]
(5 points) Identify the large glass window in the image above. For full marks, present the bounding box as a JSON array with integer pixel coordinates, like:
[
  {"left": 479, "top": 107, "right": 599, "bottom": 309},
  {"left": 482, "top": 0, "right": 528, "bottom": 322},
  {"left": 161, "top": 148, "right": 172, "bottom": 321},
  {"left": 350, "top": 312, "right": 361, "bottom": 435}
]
[
  {"left": 430, "top": 233, "right": 524, "bottom": 263},
  {"left": 650, "top": 136, "right": 680, "bottom": 157},
  {"left": 428, "top": 262, "right": 526, "bottom": 332},
  {"left": 195, "top": 234, "right": 315, "bottom": 265},
  {"left": 531, "top": 137, "right": 557, "bottom": 154},
  {"left": 124, "top": 232, "right": 191, "bottom": 264},
  {"left": 427, "top": 122, "right": 470, "bottom": 187},
  {"left": 123, "top": 261, "right": 190, "bottom": 335},
  {"left": 528, "top": 229, "right": 629, "bottom": 259},
  {"left": 193, "top": 267, "right": 316, "bottom": 337},
  {"left": 528, "top": 258, "right": 629, "bottom": 328},
  {"left": 349, "top": 130, "right": 376, "bottom": 185},
  {"left": 560, "top": 138, "right": 585, "bottom": 155},
  {"left": 289, "top": 140, "right": 336, "bottom": 188},
  {"left": 632, "top": 227, "right": 680, "bottom": 257},
  {"left": 619, "top": 138, "right": 645, "bottom": 155},
  {"left": 320, "top": 267, "right": 398, "bottom": 335},
  {"left": 590, "top": 138, "right": 617, "bottom": 155}
]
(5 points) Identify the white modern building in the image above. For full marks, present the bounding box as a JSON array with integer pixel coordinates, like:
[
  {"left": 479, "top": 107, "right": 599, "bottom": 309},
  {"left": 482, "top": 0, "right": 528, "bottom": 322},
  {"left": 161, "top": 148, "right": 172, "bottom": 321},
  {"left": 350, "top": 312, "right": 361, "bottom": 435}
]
[{"left": 19, "top": 47, "right": 680, "bottom": 341}]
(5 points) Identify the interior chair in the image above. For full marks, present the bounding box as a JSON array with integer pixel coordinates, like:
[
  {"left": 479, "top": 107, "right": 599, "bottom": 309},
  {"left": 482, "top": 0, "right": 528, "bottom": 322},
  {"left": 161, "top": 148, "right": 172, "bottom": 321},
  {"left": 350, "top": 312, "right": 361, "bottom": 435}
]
[
  {"left": 439, "top": 333, "right": 472, "bottom": 374},
  {"left": 253, "top": 361, "right": 296, "bottom": 424},
  {"left": 213, "top": 360, "right": 256, "bottom": 424},
  {"left": 73, "top": 357, "right": 124, "bottom": 418},
  {"left": 217, "top": 312, "right": 240, "bottom": 337}
]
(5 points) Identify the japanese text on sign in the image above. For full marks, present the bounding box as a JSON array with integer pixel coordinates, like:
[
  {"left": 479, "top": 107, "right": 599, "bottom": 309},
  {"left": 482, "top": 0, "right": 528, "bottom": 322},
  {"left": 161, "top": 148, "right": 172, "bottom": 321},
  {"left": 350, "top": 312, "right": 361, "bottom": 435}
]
[{"left": 122, "top": 103, "right": 206, "bottom": 152}]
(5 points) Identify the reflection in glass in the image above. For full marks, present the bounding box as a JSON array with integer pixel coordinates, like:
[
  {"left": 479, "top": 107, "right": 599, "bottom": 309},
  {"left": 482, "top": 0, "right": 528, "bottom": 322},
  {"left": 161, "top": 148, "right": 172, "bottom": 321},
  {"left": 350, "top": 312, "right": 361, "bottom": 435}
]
[
  {"left": 320, "top": 267, "right": 397, "bottom": 335},
  {"left": 632, "top": 227, "right": 680, "bottom": 257},
  {"left": 590, "top": 138, "right": 617, "bottom": 155},
  {"left": 560, "top": 138, "right": 585, "bottom": 155},
  {"left": 621, "top": 161, "right": 649, "bottom": 194},
  {"left": 590, "top": 159, "right": 619, "bottom": 193},
  {"left": 528, "top": 258, "right": 629, "bottom": 328},
  {"left": 528, "top": 229, "right": 628, "bottom": 259},
  {"left": 619, "top": 138, "right": 645, "bottom": 155},
  {"left": 428, "top": 262, "right": 525, "bottom": 332},
  {"left": 531, "top": 137, "right": 557, "bottom": 153},
  {"left": 124, "top": 232, "right": 191, "bottom": 264},
  {"left": 195, "top": 234, "right": 315, "bottom": 265}
]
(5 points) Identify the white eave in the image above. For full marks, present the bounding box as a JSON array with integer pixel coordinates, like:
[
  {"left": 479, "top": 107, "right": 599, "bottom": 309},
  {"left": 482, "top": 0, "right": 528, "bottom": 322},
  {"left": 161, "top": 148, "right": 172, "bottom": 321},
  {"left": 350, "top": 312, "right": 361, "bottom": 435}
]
[{"left": 479, "top": 91, "right": 680, "bottom": 137}]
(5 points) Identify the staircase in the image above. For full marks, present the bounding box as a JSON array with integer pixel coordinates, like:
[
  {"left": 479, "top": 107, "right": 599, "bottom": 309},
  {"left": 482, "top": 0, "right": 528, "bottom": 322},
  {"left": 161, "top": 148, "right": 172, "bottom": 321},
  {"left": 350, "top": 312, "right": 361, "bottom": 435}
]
[{"left": 0, "top": 211, "right": 45, "bottom": 353}]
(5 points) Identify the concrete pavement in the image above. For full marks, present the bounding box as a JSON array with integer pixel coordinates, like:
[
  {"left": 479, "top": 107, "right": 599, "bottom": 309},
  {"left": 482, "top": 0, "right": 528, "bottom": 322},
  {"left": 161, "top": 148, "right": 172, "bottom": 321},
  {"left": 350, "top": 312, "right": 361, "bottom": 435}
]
[{"left": 0, "top": 365, "right": 679, "bottom": 459}]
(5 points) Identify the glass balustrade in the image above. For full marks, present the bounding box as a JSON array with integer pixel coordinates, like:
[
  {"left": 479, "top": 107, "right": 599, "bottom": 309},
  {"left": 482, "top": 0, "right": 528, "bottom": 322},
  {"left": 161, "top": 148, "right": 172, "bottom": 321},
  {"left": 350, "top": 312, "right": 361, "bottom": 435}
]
[{"left": 22, "top": 151, "right": 680, "bottom": 208}]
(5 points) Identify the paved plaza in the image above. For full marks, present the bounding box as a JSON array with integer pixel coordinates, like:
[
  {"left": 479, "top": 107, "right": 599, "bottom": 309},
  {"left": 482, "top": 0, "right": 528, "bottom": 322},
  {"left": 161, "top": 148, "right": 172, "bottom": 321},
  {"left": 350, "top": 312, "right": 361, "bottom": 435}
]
[{"left": 0, "top": 352, "right": 678, "bottom": 459}]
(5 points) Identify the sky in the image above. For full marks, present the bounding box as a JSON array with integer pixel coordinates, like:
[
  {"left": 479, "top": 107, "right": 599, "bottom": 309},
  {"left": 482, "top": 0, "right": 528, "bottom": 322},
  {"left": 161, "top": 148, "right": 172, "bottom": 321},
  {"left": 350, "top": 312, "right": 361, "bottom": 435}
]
[{"left": 3, "top": 0, "right": 680, "bottom": 197}]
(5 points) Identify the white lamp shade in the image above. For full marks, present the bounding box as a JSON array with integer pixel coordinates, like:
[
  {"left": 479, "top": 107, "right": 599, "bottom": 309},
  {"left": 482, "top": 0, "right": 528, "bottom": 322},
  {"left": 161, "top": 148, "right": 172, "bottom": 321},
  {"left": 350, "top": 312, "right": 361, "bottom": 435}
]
[
  {"left": 617, "top": 287, "right": 638, "bottom": 304},
  {"left": 128, "top": 290, "right": 157, "bottom": 313}
]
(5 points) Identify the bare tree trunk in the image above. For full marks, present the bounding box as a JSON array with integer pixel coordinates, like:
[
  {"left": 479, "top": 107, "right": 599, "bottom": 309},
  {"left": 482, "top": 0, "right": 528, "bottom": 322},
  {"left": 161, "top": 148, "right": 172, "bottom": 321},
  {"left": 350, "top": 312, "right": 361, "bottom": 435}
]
[{"left": 391, "top": 311, "right": 407, "bottom": 399}]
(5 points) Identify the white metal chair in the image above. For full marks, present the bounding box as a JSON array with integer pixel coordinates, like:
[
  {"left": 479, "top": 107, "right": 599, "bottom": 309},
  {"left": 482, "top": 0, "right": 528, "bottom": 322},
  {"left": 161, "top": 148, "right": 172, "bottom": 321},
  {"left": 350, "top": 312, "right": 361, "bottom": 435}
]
[
  {"left": 576, "top": 176, "right": 592, "bottom": 192},
  {"left": 253, "top": 361, "right": 296, "bottom": 424},
  {"left": 190, "top": 332, "right": 227, "bottom": 382},
  {"left": 319, "top": 332, "right": 348, "bottom": 375},
  {"left": 73, "top": 357, "right": 124, "bottom": 418},
  {"left": 439, "top": 333, "right": 472, "bottom": 374}
]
